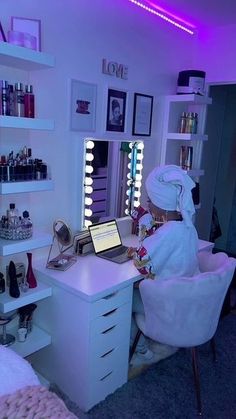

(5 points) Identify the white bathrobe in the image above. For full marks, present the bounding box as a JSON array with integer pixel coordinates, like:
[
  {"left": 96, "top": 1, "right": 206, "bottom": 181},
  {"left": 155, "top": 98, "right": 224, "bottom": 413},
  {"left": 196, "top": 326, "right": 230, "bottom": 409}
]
[{"left": 137, "top": 219, "right": 200, "bottom": 281}]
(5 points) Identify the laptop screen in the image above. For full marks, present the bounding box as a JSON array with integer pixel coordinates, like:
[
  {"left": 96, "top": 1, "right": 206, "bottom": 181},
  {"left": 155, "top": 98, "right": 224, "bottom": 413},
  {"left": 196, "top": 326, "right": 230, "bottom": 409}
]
[{"left": 89, "top": 220, "right": 122, "bottom": 254}]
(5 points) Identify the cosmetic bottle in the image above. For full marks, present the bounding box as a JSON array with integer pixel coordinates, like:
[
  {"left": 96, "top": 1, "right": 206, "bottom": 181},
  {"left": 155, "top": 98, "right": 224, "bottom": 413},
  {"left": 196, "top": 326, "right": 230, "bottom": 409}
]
[
  {"left": 0, "top": 272, "right": 5, "bottom": 294},
  {"left": 14, "top": 82, "right": 25, "bottom": 117},
  {"left": 9, "top": 260, "right": 20, "bottom": 298},
  {"left": 1, "top": 80, "right": 10, "bottom": 116},
  {"left": 7, "top": 203, "right": 19, "bottom": 227},
  {"left": 24, "top": 84, "right": 35, "bottom": 118},
  {"left": 8, "top": 84, "right": 15, "bottom": 116},
  {"left": 179, "top": 112, "right": 187, "bottom": 133}
]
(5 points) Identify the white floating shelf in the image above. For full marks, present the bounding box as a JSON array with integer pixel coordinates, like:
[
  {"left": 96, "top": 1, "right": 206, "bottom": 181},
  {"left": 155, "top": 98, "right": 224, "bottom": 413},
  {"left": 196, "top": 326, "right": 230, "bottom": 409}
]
[
  {"left": 166, "top": 94, "right": 212, "bottom": 105},
  {"left": 0, "top": 42, "right": 55, "bottom": 70},
  {"left": 0, "top": 180, "right": 54, "bottom": 195},
  {"left": 0, "top": 115, "right": 54, "bottom": 130},
  {"left": 0, "top": 231, "right": 52, "bottom": 256},
  {"left": 166, "top": 133, "right": 208, "bottom": 141},
  {"left": 9, "top": 324, "right": 51, "bottom": 358},
  {"left": 0, "top": 281, "right": 52, "bottom": 313}
]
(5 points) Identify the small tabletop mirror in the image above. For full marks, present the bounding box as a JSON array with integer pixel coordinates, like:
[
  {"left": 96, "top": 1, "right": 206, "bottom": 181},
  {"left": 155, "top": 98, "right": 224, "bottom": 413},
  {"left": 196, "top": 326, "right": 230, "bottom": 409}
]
[{"left": 46, "top": 219, "right": 77, "bottom": 271}]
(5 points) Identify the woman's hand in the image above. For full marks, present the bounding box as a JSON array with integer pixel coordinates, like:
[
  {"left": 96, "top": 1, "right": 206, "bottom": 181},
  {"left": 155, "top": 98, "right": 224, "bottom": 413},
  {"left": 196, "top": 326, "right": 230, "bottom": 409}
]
[{"left": 127, "top": 247, "right": 137, "bottom": 258}]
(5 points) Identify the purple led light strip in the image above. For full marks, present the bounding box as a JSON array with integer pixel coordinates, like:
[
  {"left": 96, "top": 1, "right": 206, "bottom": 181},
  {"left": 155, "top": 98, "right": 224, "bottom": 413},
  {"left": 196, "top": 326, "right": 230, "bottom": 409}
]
[{"left": 128, "top": 0, "right": 195, "bottom": 35}]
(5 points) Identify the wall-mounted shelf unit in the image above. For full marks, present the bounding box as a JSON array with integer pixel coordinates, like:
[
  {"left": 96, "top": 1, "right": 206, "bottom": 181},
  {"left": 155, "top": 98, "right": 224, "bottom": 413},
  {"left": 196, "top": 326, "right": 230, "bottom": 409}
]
[
  {"left": 0, "top": 231, "right": 52, "bottom": 256},
  {"left": 160, "top": 94, "right": 212, "bottom": 177},
  {"left": 0, "top": 180, "right": 54, "bottom": 195},
  {"left": 0, "top": 42, "right": 55, "bottom": 70},
  {"left": 0, "top": 115, "right": 54, "bottom": 130},
  {"left": 0, "top": 40, "right": 55, "bottom": 362},
  {"left": 0, "top": 281, "right": 52, "bottom": 313}
]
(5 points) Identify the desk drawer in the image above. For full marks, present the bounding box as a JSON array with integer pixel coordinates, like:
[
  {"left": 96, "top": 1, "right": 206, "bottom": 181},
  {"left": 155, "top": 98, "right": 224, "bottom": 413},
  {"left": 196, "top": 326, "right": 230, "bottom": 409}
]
[
  {"left": 90, "top": 320, "right": 130, "bottom": 358},
  {"left": 88, "top": 353, "right": 127, "bottom": 410},
  {"left": 91, "top": 285, "right": 132, "bottom": 319},
  {"left": 90, "top": 302, "right": 131, "bottom": 337},
  {"left": 90, "top": 343, "right": 129, "bottom": 381}
]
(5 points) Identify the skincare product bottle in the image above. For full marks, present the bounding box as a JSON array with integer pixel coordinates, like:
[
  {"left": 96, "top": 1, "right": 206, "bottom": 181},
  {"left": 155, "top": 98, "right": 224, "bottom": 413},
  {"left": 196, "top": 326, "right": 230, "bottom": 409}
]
[
  {"left": 179, "top": 112, "right": 187, "bottom": 133},
  {"left": 8, "top": 84, "right": 15, "bottom": 116},
  {"left": 1, "top": 80, "right": 10, "bottom": 116},
  {"left": 24, "top": 84, "right": 35, "bottom": 118},
  {"left": 9, "top": 260, "right": 20, "bottom": 298},
  {"left": 0, "top": 272, "right": 5, "bottom": 294},
  {"left": 7, "top": 203, "right": 19, "bottom": 227},
  {"left": 14, "top": 82, "right": 24, "bottom": 117}
]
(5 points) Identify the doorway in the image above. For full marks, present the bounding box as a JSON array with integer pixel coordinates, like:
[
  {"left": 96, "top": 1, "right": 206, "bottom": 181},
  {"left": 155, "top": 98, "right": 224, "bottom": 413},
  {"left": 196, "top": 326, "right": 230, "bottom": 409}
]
[{"left": 196, "top": 84, "right": 236, "bottom": 256}]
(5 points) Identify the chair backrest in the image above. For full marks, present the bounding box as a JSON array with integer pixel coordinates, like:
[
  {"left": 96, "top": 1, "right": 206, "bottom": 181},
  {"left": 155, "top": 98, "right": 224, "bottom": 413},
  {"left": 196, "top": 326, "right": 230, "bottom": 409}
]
[{"left": 137, "top": 252, "right": 236, "bottom": 347}]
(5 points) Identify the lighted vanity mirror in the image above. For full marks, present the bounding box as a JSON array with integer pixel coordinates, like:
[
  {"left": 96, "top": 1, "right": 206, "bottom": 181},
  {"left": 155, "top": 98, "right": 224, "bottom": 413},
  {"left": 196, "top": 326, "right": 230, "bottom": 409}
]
[{"left": 83, "top": 139, "right": 144, "bottom": 228}]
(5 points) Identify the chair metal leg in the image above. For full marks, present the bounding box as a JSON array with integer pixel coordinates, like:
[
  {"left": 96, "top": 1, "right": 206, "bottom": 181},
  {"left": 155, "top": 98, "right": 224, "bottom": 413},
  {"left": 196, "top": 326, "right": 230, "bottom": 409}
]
[
  {"left": 210, "top": 337, "right": 217, "bottom": 362},
  {"left": 191, "top": 347, "right": 202, "bottom": 416},
  {"left": 129, "top": 329, "right": 142, "bottom": 362}
]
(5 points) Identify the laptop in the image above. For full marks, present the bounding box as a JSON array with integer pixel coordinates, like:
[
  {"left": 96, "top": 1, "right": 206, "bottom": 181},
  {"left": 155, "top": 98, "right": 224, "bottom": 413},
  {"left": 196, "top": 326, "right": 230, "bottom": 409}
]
[{"left": 88, "top": 219, "right": 130, "bottom": 264}]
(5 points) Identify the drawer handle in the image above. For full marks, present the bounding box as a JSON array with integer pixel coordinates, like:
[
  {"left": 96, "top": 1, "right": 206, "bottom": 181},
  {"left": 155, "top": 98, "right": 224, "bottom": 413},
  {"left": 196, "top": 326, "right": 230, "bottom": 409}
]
[
  {"left": 102, "top": 325, "right": 116, "bottom": 334},
  {"left": 103, "top": 292, "right": 118, "bottom": 300},
  {"left": 103, "top": 308, "right": 117, "bottom": 317},
  {"left": 100, "top": 371, "right": 113, "bottom": 381},
  {"left": 101, "top": 348, "right": 115, "bottom": 358}
]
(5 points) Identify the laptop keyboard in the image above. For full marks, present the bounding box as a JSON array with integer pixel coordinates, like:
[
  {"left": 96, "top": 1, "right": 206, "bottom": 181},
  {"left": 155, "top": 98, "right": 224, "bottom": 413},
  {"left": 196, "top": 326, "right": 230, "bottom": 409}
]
[{"left": 102, "top": 246, "right": 128, "bottom": 258}]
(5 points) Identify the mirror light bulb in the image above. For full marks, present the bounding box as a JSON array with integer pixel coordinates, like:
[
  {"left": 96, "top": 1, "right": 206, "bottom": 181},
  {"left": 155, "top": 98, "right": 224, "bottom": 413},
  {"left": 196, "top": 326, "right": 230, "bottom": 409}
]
[
  {"left": 85, "top": 186, "right": 93, "bottom": 194},
  {"left": 125, "top": 209, "right": 130, "bottom": 215},
  {"left": 135, "top": 174, "right": 142, "bottom": 181},
  {"left": 136, "top": 163, "right": 143, "bottom": 170},
  {"left": 135, "top": 181, "right": 141, "bottom": 188},
  {"left": 126, "top": 190, "right": 131, "bottom": 196},
  {"left": 85, "top": 197, "right": 93, "bottom": 205},
  {"left": 134, "top": 201, "right": 140, "bottom": 207},
  {"left": 137, "top": 142, "right": 144, "bottom": 150},
  {"left": 84, "top": 177, "right": 93, "bottom": 186},
  {"left": 85, "top": 208, "right": 92, "bottom": 217},
  {"left": 134, "top": 191, "right": 141, "bottom": 198},
  {"left": 84, "top": 220, "right": 92, "bottom": 228},
  {"left": 125, "top": 199, "right": 129, "bottom": 205},
  {"left": 86, "top": 140, "right": 94, "bottom": 149},
  {"left": 85, "top": 165, "right": 94, "bottom": 174},
  {"left": 86, "top": 153, "right": 94, "bottom": 162}
]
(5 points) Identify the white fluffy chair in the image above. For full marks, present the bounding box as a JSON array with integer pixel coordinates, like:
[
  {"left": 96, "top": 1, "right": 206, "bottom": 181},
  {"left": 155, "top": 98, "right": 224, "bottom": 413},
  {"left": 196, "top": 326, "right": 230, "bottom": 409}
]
[{"left": 131, "top": 251, "right": 236, "bottom": 415}]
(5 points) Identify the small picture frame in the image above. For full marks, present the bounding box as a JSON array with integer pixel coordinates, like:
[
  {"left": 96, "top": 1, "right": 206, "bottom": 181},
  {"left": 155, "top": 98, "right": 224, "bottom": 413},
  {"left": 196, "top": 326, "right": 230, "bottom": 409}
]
[
  {"left": 106, "top": 88, "right": 127, "bottom": 133},
  {"left": 132, "top": 93, "right": 153, "bottom": 136},
  {"left": 11, "top": 17, "right": 41, "bottom": 51},
  {"left": 0, "top": 21, "right": 6, "bottom": 42},
  {"left": 70, "top": 79, "right": 97, "bottom": 132}
]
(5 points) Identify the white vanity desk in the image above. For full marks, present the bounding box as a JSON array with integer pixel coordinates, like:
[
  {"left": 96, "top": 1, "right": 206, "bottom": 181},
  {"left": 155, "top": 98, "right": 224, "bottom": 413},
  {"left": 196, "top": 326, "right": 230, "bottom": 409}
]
[{"left": 31, "top": 232, "right": 214, "bottom": 412}]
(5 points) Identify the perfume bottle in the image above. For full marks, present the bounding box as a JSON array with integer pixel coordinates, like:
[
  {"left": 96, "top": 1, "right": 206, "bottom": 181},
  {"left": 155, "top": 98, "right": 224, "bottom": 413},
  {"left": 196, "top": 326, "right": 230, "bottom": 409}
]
[
  {"left": 14, "top": 82, "right": 24, "bottom": 117},
  {"left": 24, "top": 84, "right": 35, "bottom": 118},
  {"left": 8, "top": 261, "right": 20, "bottom": 298},
  {"left": 26, "top": 252, "right": 37, "bottom": 288}
]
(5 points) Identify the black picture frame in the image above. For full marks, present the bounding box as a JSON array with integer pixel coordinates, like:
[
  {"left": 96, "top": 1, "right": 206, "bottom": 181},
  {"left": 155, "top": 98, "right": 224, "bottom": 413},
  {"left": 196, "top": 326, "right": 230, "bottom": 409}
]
[
  {"left": 0, "top": 21, "right": 7, "bottom": 42},
  {"left": 106, "top": 88, "right": 127, "bottom": 133},
  {"left": 132, "top": 93, "right": 153, "bottom": 136}
]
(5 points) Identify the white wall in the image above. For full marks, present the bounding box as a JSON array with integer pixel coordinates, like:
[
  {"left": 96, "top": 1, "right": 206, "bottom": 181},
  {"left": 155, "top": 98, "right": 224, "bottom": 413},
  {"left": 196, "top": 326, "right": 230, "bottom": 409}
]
[{"left": 1, "top": 0, "right": 196, "bottom": 235}]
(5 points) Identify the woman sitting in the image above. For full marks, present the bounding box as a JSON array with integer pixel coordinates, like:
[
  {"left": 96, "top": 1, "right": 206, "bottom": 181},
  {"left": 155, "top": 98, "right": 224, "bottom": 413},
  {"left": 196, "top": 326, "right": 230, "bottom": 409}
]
[{"left": 130, "top": 164, "right": 200, "bottom": 367}]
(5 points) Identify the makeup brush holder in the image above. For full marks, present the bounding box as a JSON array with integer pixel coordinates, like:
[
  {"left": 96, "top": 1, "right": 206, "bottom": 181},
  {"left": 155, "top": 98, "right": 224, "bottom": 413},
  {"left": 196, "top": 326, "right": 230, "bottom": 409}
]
[{"left": 0, "top": 225, "right": 32, "bottom": 240}]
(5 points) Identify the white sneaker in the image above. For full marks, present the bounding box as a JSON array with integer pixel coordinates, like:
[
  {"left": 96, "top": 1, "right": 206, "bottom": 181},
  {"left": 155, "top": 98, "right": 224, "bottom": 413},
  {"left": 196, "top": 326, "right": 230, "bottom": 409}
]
[
  {"left": 130, "top": 349, "right": 161, "bottom": 367},
  {"left": 148, "top": 339, "right": 178, "bottom": 358}
]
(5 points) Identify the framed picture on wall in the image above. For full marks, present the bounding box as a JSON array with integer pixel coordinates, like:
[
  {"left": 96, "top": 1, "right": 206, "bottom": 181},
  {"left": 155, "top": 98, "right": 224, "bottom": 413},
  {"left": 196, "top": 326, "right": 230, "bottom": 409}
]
[
  {"left": 132, "top": 93, "right": 153, "bottom": 136},
  {"left": 70, "top": 79, "right": 97, "bottom": 132},
  {"left": 11, "top": 17, "right": 41, "bottom": 51},
  {"left": 0, "top": 21, "right": 6, "bottom": 42},
  {"left": 106, "top": 88, "right": 127, "bottom": 133}
]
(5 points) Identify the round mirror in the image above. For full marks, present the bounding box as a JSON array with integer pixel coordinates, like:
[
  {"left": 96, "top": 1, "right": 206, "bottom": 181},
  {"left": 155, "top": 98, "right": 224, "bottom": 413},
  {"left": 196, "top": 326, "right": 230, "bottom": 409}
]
[{"left": 53, "top": 220, "right": 72, "bottom": 248}]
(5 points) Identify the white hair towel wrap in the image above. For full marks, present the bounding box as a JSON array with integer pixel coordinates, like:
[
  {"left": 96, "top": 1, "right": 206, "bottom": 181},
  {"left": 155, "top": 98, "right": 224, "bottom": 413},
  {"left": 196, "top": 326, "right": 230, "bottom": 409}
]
[{"left": 145, "top": 165, "right": 196, "bottom": 226}]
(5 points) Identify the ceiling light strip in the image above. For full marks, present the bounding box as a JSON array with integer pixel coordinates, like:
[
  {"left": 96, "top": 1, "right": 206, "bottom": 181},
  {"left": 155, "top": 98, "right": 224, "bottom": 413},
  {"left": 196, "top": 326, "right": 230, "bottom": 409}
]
[{"left": 128, "top": 0, "right": 194, "bottom": 35}]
